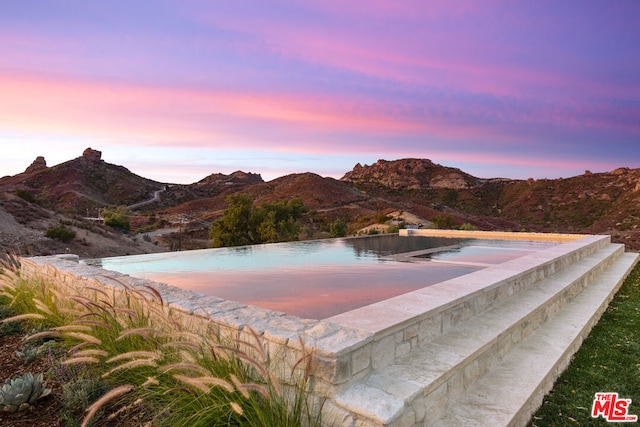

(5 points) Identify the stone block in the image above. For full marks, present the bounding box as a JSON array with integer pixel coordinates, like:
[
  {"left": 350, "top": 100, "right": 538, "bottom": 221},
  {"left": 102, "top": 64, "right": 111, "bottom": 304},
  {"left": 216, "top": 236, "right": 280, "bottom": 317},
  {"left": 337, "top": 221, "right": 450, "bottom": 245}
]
[
  {"left": 351, "top": 343, "right": 372, "bottom": 375},
  {"left": 371, "top": 334, "right": 395, "bottom": 369},
  {"left": 411, "top": 395, "right": 427, "bottom": 423},
  {"left": 447, "top": 371, "right": 464, "bottom": 401},
  {"left": 403, "top": 323, "right": 419, "bottom": 341},
  {"left": 312, "top": 327, "right": 373, "bottom": 357},
  {"left": 321, "top": 400, "right": 355, "bottom": 427},
  {"left": 423, "top": 382, "right": 447, "bottom": 422},
  {"left": 418, "top": 315, "right": 442, "bottom": 344},
  {"left": 463, "top": 358, "right": 480, "bottom": 388},
  {"left": 387, "top": 408, "right": 416, "bottom": 427},
  {"left": 315, "top": 353, "right": 351, "bottom": 384},
  {"left": 395, "top": 340, "right": 411, "bottom": 358}
]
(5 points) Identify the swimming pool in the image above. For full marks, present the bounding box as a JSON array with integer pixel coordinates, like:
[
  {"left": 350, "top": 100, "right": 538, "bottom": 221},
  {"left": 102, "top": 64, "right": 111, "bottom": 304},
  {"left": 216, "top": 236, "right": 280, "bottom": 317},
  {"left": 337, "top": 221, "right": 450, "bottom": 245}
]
[{"left": 84, "top": 235, "right": 557, "bottom": 319}]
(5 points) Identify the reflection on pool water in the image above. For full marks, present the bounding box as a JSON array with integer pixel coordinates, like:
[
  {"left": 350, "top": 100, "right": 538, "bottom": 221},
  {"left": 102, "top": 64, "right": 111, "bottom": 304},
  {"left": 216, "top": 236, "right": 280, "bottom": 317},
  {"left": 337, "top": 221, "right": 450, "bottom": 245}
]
[{"left": 84, "top": 235, "right": 557, "bottom": 319}]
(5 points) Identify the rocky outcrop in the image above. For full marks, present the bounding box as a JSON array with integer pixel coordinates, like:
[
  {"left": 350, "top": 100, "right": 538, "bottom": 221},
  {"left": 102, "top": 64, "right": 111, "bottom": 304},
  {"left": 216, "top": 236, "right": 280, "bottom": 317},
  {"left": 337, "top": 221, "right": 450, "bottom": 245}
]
[
  {"left": 611, "top": 167, "right": 629, "bottom": 176},
  {"left": 197, "top": 170, "right": 264, "bottom": 185},
  {"left": 82, "top": 148, "right": 102, "bottom": 162},
  {"left": 341, "top": 158, "right": 480, "bottom": 190},
  {"left": 227, "top": 171, "right": 263, "bottom": 184},
  {"left": 24, "top": 156, "right": 47, "bottom": 174}
]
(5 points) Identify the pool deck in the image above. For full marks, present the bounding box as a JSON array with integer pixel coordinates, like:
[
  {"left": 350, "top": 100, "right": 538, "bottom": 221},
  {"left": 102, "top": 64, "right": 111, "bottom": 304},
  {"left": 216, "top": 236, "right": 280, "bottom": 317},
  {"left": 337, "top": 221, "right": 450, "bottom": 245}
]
[{"left": 26, "top": 230, "right": 638, "bottom": 426}]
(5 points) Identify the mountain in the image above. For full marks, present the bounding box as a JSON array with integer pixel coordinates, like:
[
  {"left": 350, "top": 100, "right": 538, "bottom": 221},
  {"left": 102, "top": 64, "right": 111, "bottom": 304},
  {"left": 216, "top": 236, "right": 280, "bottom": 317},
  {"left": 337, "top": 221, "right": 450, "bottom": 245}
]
[
  {"left": 0, "top": 148, "right": 164, "bottom": 214},
  {"left": 0, "top": 149, "right": 168, "bottom": 257},
  {"left": 492, "top": 168, "right": 640, "bottom": 235},
  {"left": 1, "top": 149, "right": 639, "bottom": 257},
  {"left": 340, "top": 159, "right": 640, "bottom": 247},
  {"left": 341, "top": 158, "right": 483, "bottom": 190}
]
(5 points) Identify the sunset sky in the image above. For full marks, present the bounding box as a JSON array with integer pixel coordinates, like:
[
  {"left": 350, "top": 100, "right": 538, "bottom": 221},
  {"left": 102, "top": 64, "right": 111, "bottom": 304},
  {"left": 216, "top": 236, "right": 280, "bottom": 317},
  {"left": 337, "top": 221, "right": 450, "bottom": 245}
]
[{"left": 1, "top": 1, "right": 639, "bottom": 183}]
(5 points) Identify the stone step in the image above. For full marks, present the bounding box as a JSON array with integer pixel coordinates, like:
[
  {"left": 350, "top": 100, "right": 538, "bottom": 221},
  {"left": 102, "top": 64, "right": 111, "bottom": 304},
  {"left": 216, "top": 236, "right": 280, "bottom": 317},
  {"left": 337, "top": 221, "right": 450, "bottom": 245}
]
[
  {"left": 431, "top": 251, "right": 639, "bottom": 427},
  {"left": 324, "top": 236, "right": 612, "bottom": 377},
  {"left": 333, "top": 244, "right": 630, "bottom": 426}
]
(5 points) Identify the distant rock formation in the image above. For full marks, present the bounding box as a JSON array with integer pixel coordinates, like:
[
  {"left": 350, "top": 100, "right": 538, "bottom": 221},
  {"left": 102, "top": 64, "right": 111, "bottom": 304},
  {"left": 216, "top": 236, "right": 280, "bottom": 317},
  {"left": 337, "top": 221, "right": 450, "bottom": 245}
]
[
  {"left": 24, "top": 156, "right": 47, "bottom": 174},
  {"left": 611, "top": 167, "right": 629, "bottom": 176},
  {"left": 198, "top": 170, "right": 264, "bottom": 185},
  {"left": 82, "top": 147, "right": 102, "bottom": 162},
  {"left": 341, "top": 158, "right": 479, "bottom": 190},
  {"left": 228, "top": 171, "right": 263, "bottom": 183}
]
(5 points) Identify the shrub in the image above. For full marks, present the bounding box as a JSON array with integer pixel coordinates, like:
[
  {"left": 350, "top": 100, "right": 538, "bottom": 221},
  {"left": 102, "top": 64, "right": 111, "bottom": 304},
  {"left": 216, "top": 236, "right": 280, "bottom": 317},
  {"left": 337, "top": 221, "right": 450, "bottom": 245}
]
[
  {"left": 459, "top": 223, "right": 478, "bottom": 231},
  {"left": 431, "top": 214, "right": 455, "bottom": 230},
  {"left": 210, "top": 195, "right": 307, "bottom": 247},
  {"left": 15, "top": 189, "right": 36, "bottom": 203},
  {"left": 386, "top": 224, "right": 400, "bottom": 233},
  {"left": 45, "top": 226, "right": 76, "bottom": 243},
  {"left": 329, "top": 219, "right": 347, "bottom": 238},
  {"left": 102, "top": 206, "right": 131, "bottom": 232},
  {"left": 375, "top": 214, "right": 390, "bottom": 224}
]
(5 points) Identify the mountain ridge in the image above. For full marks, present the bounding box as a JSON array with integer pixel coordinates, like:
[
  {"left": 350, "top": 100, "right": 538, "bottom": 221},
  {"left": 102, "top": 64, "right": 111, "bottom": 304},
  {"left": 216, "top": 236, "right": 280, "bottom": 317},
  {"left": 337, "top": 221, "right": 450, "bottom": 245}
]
[{"left": 1, "top": 149, "right": 639, "bottom": 257}]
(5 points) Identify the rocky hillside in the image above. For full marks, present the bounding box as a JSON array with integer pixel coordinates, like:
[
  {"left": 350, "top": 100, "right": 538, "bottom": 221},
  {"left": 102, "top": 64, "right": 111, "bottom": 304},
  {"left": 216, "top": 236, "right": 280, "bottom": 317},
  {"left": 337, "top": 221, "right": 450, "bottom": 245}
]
[
  {"left": 1, "top": 150, "right": 639, "bottom": 257},
  {"left": 340, "top": 159, "right": 640, "bottom": 249},
  {"left": 0, "top": 148, "right": 163, "bottom": 214},
  {"left": 496, "top": 168, "right": 640, "bottom": 235},
  {"left": 0, "top": 194, "right": 163, "bottom": 258},
  {"left": 342, "top": 158, "right": 481, "bottom": 190}
]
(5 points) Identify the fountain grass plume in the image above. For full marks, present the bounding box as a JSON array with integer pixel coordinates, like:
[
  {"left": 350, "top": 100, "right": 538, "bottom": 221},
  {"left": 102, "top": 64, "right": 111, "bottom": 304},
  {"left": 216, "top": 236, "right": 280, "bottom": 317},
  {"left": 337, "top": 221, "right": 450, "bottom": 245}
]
[
  {"left": 106, "top": 350, "right": 162, "bottom": 363},
  {"left": 62, "top": 356, "right": 101, "bottom": 365},
  {"left": 81, "top": 384, "right": 135, "bottom": 427},
  {"left": 0, "top": 254, "right": 322, "bottom": 426}
]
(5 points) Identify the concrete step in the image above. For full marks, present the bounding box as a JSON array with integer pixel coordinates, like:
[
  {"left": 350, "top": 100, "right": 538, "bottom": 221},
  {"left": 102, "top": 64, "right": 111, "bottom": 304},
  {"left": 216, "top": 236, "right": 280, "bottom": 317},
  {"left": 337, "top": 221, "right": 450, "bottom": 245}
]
[
  {"left": 431, "top": 251, "right": 639, "bottom": 427},
  {"left": 333, "top": 244, "right": 634, "bottom": 426}
]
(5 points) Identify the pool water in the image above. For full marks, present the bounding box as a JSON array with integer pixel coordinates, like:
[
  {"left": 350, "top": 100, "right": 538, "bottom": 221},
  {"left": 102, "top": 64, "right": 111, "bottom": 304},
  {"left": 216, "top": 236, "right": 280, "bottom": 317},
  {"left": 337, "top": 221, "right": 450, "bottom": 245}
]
[{"left": 84, "top": 235, "right": 557, "bottom": 319}]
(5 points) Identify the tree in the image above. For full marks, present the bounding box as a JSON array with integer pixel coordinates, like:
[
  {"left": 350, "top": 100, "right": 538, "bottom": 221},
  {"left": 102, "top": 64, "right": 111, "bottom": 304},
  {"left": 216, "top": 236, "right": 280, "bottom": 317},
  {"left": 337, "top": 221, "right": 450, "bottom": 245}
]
[
  {"left": 102, "top": 206, "right": 131, "bottom": 232},
  {"left": 209, "top": 194, "right": 255, "bottom": 247},
  {"left": 329, "top": 219, "right": 347, "bottom": 238},
  {"left": 209, "top": 195, "right": 307, "bottom": 247},
  {"left": 431, "top": 214, "right": 455, "bottom": 229},
  {"left": 256, "top": 198, "right": 306, "bottom": 243}
]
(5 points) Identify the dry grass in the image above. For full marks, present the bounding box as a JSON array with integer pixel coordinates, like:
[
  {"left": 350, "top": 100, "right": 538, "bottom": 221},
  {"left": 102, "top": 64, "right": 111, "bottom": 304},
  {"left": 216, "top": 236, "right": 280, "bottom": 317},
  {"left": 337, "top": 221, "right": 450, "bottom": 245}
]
[{"left": 0, "top": 255, "right": 322, "bottom": 426}]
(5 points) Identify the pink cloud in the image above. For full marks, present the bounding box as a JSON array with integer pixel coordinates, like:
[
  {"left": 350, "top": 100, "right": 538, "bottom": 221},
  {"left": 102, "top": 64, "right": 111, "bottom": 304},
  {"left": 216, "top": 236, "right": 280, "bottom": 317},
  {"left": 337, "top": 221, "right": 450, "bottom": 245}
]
[
  {"left": 196, "top": 3, "right": 639, "bottom": 105},
  {"left": 0, "top": 71, "right": 509, "bottom": 151},
  {"left": 3, "top": 68, "right": 634, "bottom": 180}
]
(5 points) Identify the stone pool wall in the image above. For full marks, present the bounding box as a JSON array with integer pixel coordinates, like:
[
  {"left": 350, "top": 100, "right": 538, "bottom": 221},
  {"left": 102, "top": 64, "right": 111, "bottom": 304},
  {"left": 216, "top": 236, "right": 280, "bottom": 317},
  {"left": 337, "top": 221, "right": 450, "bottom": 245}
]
[
  {"left": 23, "top": 230, "right": 594, "bottom": 425},
  {"left": 22, "top": 253, "right": 371, "bottom": 395}
]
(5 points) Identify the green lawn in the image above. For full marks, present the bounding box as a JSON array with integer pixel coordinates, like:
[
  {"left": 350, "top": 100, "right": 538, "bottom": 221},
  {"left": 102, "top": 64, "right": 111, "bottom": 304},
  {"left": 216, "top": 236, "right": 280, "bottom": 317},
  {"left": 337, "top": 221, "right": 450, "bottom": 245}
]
[{"left": 529, "top": 261, "right": 640, "bottom": 426}]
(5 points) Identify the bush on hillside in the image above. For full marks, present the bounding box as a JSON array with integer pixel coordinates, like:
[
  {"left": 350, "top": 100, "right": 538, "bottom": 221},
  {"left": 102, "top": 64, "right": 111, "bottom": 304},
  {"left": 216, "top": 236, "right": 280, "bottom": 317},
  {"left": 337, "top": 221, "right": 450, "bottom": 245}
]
[
  {"left": 45, "top": 226, "right": 76, "bottom": 243},
  {"left": 431, "top": 214, "right": 455, "bottom": 229},
  {"left": 102, "top": 206, "right": 131, "bottom": 232},
  {"left": 329, "top": 219, "right": 348, "bottom": 238},
  {"left": 15, "top": 189, "right": 36, "bottom": 203}
]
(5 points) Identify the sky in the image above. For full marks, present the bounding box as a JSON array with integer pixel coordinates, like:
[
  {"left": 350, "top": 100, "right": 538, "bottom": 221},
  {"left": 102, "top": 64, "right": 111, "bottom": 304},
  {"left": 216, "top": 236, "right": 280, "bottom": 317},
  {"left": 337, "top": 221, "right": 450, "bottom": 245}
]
[{"left": 1, "top": 1, "right": 639, "bottom": 184}]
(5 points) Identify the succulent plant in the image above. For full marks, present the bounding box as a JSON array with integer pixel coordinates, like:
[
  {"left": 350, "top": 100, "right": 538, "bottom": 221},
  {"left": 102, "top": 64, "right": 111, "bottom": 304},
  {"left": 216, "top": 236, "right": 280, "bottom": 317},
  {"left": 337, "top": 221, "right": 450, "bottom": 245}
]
[
  {"left": 15, "top": 341, "right": 57, "bottom": 363},
  {"left": 15, "top": 348, "right": 39, "bottom": 363},
  {"left": 0, "top": 372, "right": 52, "bottom": 412}
]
